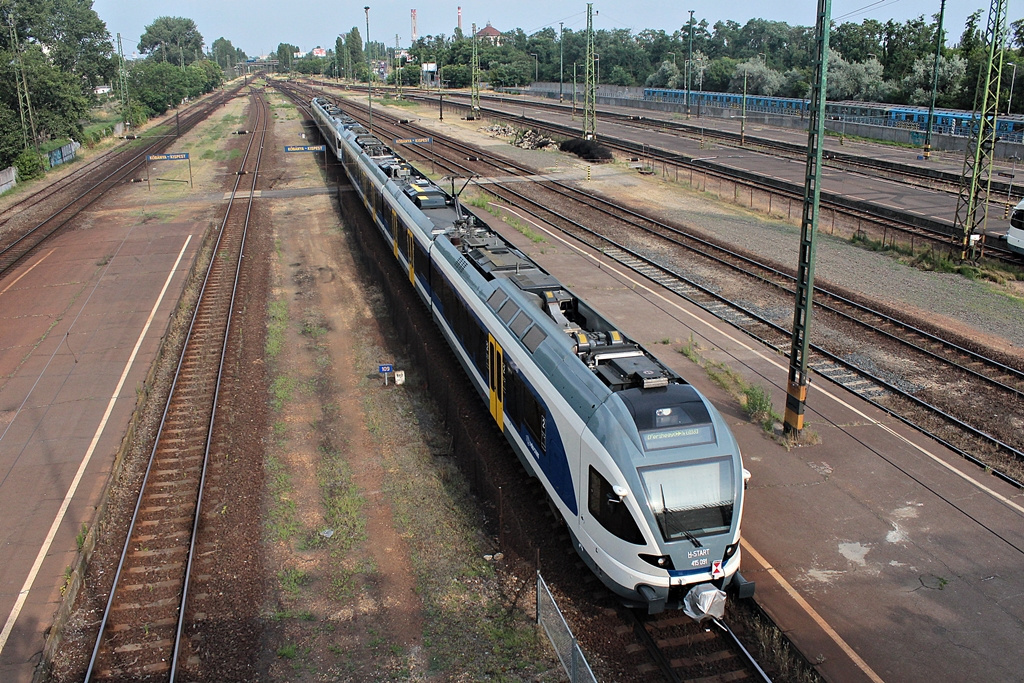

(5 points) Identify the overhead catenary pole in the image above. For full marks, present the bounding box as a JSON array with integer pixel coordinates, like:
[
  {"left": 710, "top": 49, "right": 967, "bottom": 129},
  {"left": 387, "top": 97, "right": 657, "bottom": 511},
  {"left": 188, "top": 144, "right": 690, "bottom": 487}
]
[
  {"left": 470, "top": 23, "right": 481, "bottom": 119},
  {"left": 686, "top": 9, "right": 694, "bottom": 119},
  {"left": 365, "top": 6, "right": 373, "bottom": 133},
  {"left": 559, "top": 22, "right": 564, "bottom": 103},
  {"left": 924, "top": 0, "right": 946, "bottom": 160},
  {"left": 395, "top": 33, "right": 401, "bottom": 99},
  {"left": 783, "top": 0, "right": 831, "bottom": 437},
  {"left": 952, "top": 0, "right": 1008, "bottom": 260},
  {"left": 117, "top": 33, "right": 131, "bottom": 125},
  {"left": 583, "top": 3, "right": 597, "bottom": 140}
]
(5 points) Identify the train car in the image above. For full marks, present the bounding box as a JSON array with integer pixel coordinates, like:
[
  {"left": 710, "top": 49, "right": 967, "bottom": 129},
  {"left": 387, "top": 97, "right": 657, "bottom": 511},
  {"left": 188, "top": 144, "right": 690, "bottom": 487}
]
[
  {"left": 1008, "top": 199, "right": 1024, "bottom": 256},
  {"left": 642, "top": 88, "right": 1024, "bottom": 141},
  {"left": 310, "top": 96, "right": 753, "bottom": 617}
]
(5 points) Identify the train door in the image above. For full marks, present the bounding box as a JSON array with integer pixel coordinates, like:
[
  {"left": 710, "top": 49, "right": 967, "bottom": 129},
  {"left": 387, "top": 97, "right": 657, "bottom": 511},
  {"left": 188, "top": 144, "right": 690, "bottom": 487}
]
[
  {"left": 407, "top": 229, "right": 415, "bottom": 284},
  {"left": 487, "top": 335, "right": 505, "bottom": 431}
]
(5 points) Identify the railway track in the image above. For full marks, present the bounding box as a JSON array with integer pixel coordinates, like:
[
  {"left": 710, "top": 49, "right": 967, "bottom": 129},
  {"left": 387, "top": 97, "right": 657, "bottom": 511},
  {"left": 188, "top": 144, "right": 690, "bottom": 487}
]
[
  {"left": 0, "top": 87, "right": 241, "bottom": 279},
  {"left": 410, "top": 89, "right": 1020, "bottom": 265},
  {"left": 627, "top": 608, "right": 772, "bottom": 683},
  {"left": 279, "top": 81, "right": 791, "bottom": 681},
  {"left": 83, "top": 87, "right": 269, "bottom": 682},
  {"left": 305, "top": 87, "right": 1024, "bottom": 486}
]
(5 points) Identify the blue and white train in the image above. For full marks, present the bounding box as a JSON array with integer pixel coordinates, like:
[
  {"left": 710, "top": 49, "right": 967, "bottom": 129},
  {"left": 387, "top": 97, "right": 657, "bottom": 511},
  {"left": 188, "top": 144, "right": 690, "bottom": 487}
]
[
  {"left": 1008, "top": 199, "right": 1024, "bottom": 256},
  {"left": 643, "top": 87, "right": 1024, "bottom": 142},
  {"left": 310, "top": 96, "right": 753, "bottom": 617}
]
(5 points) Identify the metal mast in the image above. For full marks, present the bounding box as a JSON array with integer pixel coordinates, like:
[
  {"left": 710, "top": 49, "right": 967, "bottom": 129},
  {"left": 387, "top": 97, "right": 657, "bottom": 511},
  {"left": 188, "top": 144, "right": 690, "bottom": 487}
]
[
  {"left": 117, "top": 33, "right": 131, "bottom": 124},
  {"left": 395, "top": 34, "right": 402, "bottom": 99},
  {"left": 8, "top": 14, "right": 37, "bottom": 151},
  {"left": 923, "top": 0, "right": 946, "bottom": 160},
  {"left": 783, "top": 0, "right": 831, "bottom": 436},
  {"left": 469, "top": 23, "right": 481, "bottom": 119},
  {"left": 583, "top": 3, "right": 597, "bottom": 140},
  {"left": 952, "top": 0, "right": 1008, "bottom": 260}
]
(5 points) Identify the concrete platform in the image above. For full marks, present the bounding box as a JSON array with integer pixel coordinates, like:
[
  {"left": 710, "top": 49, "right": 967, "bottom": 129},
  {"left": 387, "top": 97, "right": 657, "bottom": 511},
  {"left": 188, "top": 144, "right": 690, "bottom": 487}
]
[
  {"left": 0, "top": 220, "right": 201, "bottom": 682},
  {"left": 482, "top": 201, "right": 1024, "bottom": 683}
]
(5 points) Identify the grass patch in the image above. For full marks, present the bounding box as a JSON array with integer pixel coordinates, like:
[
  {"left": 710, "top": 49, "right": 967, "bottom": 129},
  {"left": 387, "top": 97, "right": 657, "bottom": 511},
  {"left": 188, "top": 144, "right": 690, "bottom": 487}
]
[
  {"left": 851, "top": 234, "right": 1024, "bottom": 285},
  {"left": 279, "top": 567, "right": 311, "bottom": 595},
  {"left": 352, "top": 337, "right": 556, "bottom": 680},
  {"left": 506, "top": 216, "right": 546, "bottom": 243},
  {"left": 265, "top": 454, "right": 301, "bottom": 542},
  {"left": 277, "top": 643, "right": 299, "bottom": 659},
  {"left": 266, "top": 299, "right": 289, "bottom": 358},
  {"left": 268, "top": 376, "right": 296, "bottom": 412},
  {"left": 678, "top": 335, "right": 783, "bottom": 435},
  {"left": 75, "top": 523, "right": 89, "bottom": 551}
]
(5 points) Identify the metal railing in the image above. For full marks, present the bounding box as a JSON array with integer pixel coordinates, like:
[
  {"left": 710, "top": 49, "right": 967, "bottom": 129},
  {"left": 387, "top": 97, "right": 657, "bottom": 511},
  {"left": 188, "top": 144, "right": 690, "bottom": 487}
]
[{"left": 536, "top": 572, "right": 597, "bottom": 683}]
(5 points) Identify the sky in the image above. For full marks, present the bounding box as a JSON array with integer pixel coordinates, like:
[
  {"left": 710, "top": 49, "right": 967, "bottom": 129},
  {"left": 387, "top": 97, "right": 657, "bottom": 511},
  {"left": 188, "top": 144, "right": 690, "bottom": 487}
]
[{"left": 92, "top": 0, "right": 989, "bottom": 60}]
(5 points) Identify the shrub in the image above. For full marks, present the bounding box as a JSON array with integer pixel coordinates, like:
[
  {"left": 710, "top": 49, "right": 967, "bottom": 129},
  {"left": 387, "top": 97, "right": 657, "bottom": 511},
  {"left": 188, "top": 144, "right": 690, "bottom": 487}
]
[{"left": 14, "top": 149, "right": 45, "bottom": 180}]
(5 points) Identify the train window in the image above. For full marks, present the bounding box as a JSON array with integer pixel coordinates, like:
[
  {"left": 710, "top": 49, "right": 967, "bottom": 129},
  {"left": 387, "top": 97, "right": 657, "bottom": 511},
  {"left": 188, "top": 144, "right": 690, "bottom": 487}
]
[
  {"left": 498, "top": 300, "right": 520, "bottom": 324},
  {"left": 415, "top": 243, "right": 428, "bottom": 281},
  {"left": 523, "top": 327, "right": 547, "bottom": 353},
  {"left": 504, "top": 360, "right": 521, "bottom": 424},
  {"left": 397, "top": 228, "right": 410, "bottom": 259},
  {"left": 487, "top": 289, "right": 508, "bottom": 311},
  {"left": 523, "top": 390, "right": 546, "bottom": 453},
  {"left": 639, "top": 458, "right": 734, "bottom": 540},
  {"left": 618, "top": 385, "right": 715, "bottom": 451},
  {"left": 588, "top": 467, "right": 645, "bottom": 545},
  {"left": 510, "top": 312, "right": 532, "bottom": 338}
]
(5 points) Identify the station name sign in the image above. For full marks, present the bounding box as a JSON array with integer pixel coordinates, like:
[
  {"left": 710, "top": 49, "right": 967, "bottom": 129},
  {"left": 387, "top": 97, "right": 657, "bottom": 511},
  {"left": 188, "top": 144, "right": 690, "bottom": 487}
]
[
  {"left": 284, "top": 145, "right": 326, "bottom": 152},
  {"left": 394, "top": 137, "right": 432, "bottom": 145},
  {"left": 147, "top": 153, "right": 189, "bottom": 161}
]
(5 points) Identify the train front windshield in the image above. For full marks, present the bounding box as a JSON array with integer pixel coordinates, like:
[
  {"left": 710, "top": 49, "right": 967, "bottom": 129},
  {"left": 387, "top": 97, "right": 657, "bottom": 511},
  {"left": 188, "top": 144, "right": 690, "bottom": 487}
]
[{"left": 639, "top": 457, "right": 735, "bottom": 541}]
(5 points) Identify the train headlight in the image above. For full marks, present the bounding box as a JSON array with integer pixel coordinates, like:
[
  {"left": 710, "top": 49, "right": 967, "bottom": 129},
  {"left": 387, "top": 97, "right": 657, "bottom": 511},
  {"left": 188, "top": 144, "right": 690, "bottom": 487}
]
[
  {"left": 639, "top": 554, "right": 675, "bottom": 570},
  {"left": 723, "top": 543, "right": 739, "bottom": 561}
]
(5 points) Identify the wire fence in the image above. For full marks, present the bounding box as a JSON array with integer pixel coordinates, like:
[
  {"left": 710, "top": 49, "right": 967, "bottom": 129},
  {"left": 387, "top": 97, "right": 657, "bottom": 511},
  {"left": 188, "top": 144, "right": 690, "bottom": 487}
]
[{"left": 536, "top": 572, "right": 597, "bottom": 683}]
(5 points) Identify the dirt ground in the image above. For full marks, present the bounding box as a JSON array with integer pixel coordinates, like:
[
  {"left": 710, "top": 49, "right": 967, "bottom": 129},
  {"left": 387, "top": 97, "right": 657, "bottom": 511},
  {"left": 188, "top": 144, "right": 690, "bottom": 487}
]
[{"left": 244, "top": 89, "right": 562, "bottom": 680}]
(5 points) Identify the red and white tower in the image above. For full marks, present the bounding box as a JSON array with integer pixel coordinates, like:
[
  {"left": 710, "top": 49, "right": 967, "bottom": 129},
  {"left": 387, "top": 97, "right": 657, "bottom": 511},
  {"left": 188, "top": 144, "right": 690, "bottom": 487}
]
[{"left": 411, "top": 9, "right": 418, "bottom": 42}]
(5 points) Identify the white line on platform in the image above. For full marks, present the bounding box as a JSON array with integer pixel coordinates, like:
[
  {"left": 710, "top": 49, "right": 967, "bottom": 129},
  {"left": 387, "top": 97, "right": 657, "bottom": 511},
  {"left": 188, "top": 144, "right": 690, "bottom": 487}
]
[
  {"left": 0, "top": 236, "right": 192, "bottom": 656},
  {"left": 0, "top": 249, "right": 56, "bottom": 296}
]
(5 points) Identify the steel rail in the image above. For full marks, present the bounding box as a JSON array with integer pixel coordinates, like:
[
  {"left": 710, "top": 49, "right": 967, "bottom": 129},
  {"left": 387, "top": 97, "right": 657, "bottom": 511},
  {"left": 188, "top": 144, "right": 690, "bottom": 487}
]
[
  {"left": 337, "top": 93, "right": 1024, "bottom": 400},
  {"left": 84, "top": 87, "right": 268, "bottom": 682},
  {"left": 299, "top": 89, "right": 1024, "bottom": 483},
  {"left": 0, "top": 89, "right": 240, "bottom": 278}
]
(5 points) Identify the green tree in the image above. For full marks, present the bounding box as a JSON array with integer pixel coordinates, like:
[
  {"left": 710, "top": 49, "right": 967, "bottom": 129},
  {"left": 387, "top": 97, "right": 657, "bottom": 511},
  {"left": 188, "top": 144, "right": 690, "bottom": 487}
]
[
  {"left": 212, "top": 37, "right": 245, "bottom": 71},
  {"left": 0, "top": 103, "right": 23, "bottom": 168},
  {"left": 276, "top": 43, "right": 299, "bottom": 71},
  {"left": 139, "top": 17, "right": 204, "bottom": 67},
  {"left": 898, "top": 54, "right": 966, "bottom": 107},
  {"left": 19, "top": 0, "right": 114, "bottom": 89}
]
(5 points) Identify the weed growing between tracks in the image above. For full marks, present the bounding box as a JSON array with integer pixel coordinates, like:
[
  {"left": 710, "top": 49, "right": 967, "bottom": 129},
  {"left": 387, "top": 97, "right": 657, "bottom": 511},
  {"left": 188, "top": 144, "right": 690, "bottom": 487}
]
[
  {"left": 261, "top": 190, "right": 559, "bottom": 678},
  {"left": 852, "top": 233, "right": 1024, "bottom": 285},
  {"left": 678, "top": 335, "right": 821, "bottom": 447}
]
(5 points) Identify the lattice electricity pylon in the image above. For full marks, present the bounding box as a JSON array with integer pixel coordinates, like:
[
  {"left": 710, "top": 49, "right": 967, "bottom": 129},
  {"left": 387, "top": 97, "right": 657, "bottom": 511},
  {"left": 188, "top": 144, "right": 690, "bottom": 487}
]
[
  {"left": 117, "top": 33, "right": 131, "bottom": 123},
  {"left": 783, "top": 0, "right": 831, "bottom": 436},
  {"left": 7, "top": 14, "right": 37, "bottom": 150},
  {"left": 953, "top": 0, "right": 1008, "bottom": 260},
  {"left": 583, "top": 3, "right": 597, "bottom": 140},
  {"left": 469, "top": 24, "right": 481, "bottom": 120}
]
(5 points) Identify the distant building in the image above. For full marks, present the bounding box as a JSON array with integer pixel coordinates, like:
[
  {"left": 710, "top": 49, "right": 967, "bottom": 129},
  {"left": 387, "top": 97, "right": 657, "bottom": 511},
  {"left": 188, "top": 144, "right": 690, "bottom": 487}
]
[
  {"left": 94, "top": 84, "right": 112, "bottom": 95},
  {"left": 312, "top": 47, "right": 327, "bottom": 57},
  {"left": 475, "top": 22, "right": 503, "bottom": 46}
]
